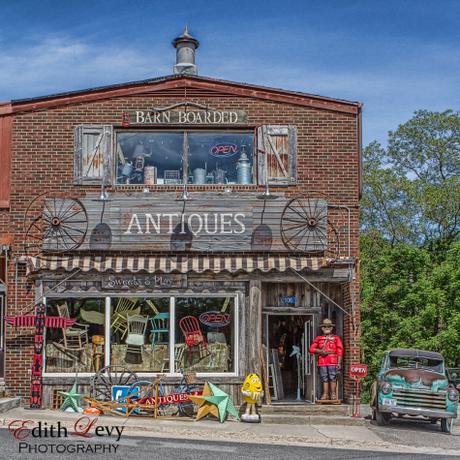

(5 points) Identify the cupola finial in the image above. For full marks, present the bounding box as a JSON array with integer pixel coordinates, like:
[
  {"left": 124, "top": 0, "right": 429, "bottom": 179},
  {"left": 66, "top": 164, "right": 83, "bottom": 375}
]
[{"left": 172, "top": 27, "right": 199, "bottom": 75}]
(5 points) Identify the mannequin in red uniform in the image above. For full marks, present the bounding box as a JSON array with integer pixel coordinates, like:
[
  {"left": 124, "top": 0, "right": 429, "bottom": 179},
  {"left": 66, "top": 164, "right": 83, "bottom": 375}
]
[{"left": 309, "top": 318, "right": 343, "bottom": 400}]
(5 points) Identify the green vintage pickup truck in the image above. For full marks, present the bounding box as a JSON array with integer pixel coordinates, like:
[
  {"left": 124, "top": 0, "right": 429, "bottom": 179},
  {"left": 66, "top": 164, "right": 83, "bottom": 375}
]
[{"left": 370, "top": 349, "right": 459, "bottom": 434}]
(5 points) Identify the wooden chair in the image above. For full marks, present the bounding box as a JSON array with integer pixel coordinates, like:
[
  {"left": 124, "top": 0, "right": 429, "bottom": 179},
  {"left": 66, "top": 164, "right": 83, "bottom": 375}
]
[
  {"left": 161, "top": 343, "right": 186, "bottom": 373},
  {"left": 179, "top": 316, "right": 209, "bottom": 364},
  {"left": 150, "top": 313, "right": 170, "bottom": 351},
  {"left": 111, "top": 298, "right": 139, "bottom": 339},
  {"left": 145, "top": 299, "right": 159, "bottom": 315},
  {"left": 56, "top": 303, "right": 89, "bottom": 350},
  {"left": 125, "top": 315, "right": 148, "bottom": 364}
]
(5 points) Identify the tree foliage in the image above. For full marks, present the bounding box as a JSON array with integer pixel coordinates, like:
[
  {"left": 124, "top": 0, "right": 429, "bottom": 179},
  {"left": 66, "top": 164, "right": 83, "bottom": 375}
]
[
  {"left": 360, "top": 110, "right": 460, "bottom": 396},
  {"left": 362, "top": 110, "right": 460, "bottom": 246}
]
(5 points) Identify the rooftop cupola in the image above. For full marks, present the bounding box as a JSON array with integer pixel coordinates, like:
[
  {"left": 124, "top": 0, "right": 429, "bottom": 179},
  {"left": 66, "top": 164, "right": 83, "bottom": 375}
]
[{"left": 172, "top": 26, "right": 199, "bottom": 76}]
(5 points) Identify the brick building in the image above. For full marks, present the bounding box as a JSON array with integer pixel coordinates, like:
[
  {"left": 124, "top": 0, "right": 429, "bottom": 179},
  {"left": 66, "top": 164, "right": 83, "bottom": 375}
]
[{"left": 0, "top": 30, "right": 362, "bottom": 407}]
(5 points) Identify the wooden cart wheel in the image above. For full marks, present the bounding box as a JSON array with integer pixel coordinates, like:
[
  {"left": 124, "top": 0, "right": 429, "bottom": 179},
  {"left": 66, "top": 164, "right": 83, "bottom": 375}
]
[
  {"left": 281, "top": 195, "right": 339, "bottom": 257},
  {"left": 23, "top": 193, "right": 88, "bottom": 257},
  {"left": 90, "top": 365, "right": 138, "bottom": 401}
]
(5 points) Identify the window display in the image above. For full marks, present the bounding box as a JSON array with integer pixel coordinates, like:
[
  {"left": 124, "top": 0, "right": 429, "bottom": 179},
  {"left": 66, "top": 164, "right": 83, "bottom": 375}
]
[
  {"left": 45, "top": 298, "right": 105, "bottom": 373},
  {"left": 175, "top": 297, "right": 235, "bottom": 373},
  {"left": 110, "top": 297, "right": 170, "bottom": 372},
  {"left": 115, "top": 131, "right": 254, "bottom": 186},
  {"left": 44, "top": 295, "right": 236, "bottom": 375},
  {"left": 188, "top": 132, "right": 254, "bottom": 185},
  {"left": 116, "top": 132, "right": 183, "bottom": 185}
]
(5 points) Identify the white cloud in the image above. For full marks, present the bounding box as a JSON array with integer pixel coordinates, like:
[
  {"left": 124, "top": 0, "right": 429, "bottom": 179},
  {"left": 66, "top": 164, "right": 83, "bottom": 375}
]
[
  {"left": 1, "top": 34, "right": 458, "bottom": 146},
  {"left": 0, "top": 36, "right": 170, "bottom": 100}
]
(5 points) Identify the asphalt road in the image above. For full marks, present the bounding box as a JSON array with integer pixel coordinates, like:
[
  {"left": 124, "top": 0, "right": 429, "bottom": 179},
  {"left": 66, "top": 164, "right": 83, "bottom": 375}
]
[
  {"left": 369, "top": 416, "right": 460, "bottom": 452},
  {"left": 0, "top": 428, "right": 457, "bottom": 460}
]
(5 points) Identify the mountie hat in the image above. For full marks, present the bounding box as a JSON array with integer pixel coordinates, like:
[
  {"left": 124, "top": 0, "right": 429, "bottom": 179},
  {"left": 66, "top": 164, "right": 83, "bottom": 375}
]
[{"left": 321, "top": 318, "right": 334, "bottom": 328}]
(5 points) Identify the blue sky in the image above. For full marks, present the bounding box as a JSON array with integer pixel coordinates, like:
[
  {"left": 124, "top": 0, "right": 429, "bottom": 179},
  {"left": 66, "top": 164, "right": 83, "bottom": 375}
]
[{"left": 0, "top": 0, "right": 458, "bottom": 145}]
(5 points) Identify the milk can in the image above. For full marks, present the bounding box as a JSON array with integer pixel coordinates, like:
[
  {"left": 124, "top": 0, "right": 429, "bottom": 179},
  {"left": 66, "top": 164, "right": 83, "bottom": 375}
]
[
  {"left": 236, "top": 151, "right": 252, "bottom": 184},
  {"left": 193, "top": 168, "right": 206, "bottom": 184}
]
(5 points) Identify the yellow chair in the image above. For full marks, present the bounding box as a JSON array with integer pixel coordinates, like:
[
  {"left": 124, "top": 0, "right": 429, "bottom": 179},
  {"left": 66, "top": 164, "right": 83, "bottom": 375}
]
[{"left": 111, "top": 298, "right": 140, "bottom": 339}]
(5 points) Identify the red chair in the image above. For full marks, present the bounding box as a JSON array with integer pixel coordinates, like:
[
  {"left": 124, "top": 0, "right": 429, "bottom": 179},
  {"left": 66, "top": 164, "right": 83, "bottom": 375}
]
[{"left": 179, "top": 316, "right": 209, "bottom": 364}]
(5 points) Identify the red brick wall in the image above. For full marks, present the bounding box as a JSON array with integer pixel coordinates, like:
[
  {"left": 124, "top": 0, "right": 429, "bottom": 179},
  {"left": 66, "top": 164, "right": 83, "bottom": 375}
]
[{"left": 3, "top": 89, "right": 361, "bottom": 402}]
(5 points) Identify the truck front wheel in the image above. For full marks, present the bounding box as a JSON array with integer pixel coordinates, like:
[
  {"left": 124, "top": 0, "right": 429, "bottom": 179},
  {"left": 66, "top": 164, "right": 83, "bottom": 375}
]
[
  {"left": 440, "top": 418, "right": 453, "bottom": 434},
  {"left": 375, "top": 407, "right": 391, "bottom": 426}
]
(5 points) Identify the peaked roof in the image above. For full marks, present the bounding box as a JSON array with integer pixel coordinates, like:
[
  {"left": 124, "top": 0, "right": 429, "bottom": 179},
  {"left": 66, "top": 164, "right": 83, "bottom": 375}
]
[{"left": 1, "top": 74, "right": 362, "bottom": 116}]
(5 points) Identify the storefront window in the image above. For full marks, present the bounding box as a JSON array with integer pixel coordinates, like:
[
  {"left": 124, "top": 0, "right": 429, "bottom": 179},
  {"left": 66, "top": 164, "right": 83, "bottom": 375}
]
[
  {"left": 45, "top": 298, "right": 105, "bottom": 373},
  {"left": 116, "top": 132, "right": 183, "bottom": 185},
  {"left": 44, "top": 295, "right": 237, "bottom": 375},
  {"left": 115, "top": 131, "right": 254, "bottom": 186},
  {"left": 188, "top": 133, "right": 254, "bottom": 185},
  {"left": 175, "top": 297, "right": 235, "bottom": 373},
  {"left": 110, "top": 297, "right": 170, "bottom": 372}
]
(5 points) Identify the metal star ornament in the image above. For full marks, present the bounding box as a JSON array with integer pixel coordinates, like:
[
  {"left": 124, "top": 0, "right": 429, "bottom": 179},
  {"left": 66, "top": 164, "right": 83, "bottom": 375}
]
[
  {"left": 190, "top": 382, "right": 239, "bottom": 423},
  {"left": 189, "top": 382, "right": 219, "bottom": 421},
  {"left": 59, "top": 383, "right": 83, "bottom": 412}
]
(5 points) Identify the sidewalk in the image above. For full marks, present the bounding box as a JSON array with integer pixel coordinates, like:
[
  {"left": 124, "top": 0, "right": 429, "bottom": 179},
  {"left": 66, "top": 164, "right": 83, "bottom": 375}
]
[{"left": 1, "top": 407, "right": 458, "bottom": 456}]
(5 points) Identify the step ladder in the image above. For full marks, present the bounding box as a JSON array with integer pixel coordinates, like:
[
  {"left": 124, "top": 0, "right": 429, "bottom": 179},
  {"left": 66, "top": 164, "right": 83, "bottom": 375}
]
[{"left": 268, "top": 364, "right": 278, "bottom": 400}]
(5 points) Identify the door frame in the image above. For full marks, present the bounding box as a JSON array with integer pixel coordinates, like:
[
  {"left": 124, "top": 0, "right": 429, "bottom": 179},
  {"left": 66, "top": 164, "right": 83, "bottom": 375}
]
[{"left": 263, "top": 311, "right": 316, "bottom": 402}]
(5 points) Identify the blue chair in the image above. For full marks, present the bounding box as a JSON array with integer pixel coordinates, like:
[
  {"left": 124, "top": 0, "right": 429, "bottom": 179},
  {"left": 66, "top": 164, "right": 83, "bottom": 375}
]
[{"left": 150, "top": 313, "right": 170, "bottom": 350}]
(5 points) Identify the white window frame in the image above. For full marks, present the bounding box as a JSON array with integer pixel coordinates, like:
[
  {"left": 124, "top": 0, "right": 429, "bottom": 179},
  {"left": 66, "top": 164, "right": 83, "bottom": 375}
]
[{"left": 42, "top": 293, "right": 239, "bottom": 378}]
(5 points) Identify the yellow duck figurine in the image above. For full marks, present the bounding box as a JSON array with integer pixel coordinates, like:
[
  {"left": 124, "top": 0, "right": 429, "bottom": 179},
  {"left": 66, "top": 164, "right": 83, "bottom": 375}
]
[{"left": 241, "top": 373, "right": 263, "bottom": 422}]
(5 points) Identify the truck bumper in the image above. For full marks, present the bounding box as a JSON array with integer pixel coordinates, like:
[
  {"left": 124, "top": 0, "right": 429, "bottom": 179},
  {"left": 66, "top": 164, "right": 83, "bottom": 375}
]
[{"left": 379, "top": 405, "right": 457, "bottom": 419}]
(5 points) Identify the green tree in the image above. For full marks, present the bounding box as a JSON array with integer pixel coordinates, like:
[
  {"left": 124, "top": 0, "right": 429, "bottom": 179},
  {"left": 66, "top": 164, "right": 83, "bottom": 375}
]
[
  {"left": 362, "top": 110, "right": 460, "bottom": 246},
  {"left": 360, "top": 110, "right": 460, "bottom": 398}
]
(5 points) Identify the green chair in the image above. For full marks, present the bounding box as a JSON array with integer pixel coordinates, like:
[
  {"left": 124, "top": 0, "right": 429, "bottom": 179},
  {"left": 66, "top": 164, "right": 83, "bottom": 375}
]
[{"left": 150, "top": 313, "right": 170, "bottom": 351}]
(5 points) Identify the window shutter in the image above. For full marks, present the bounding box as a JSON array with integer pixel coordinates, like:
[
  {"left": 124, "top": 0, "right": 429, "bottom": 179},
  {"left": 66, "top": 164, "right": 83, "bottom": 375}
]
[
  {"left": 74, "top": 125, "right": 113, "bottom": 185},
  {"left": 257, "top": 125, "right": 297, "bottom": 185}
]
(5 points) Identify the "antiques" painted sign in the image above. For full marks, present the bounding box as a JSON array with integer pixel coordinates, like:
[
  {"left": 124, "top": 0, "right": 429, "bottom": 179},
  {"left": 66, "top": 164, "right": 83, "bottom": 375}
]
[{"left": 46, "top": 193, "right": 329, "bottom": 253}]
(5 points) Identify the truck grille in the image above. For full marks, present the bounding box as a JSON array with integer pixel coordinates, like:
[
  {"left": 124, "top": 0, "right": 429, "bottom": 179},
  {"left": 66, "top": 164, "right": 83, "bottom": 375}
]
[{"left": 393, "top": 388, "right": 446, "bottom": 410}]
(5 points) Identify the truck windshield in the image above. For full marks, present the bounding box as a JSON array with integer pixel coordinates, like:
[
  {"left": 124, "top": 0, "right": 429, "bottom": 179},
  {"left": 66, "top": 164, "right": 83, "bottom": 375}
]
[{"left": 389, "top": 356, "right": 444, "bottom": 373}]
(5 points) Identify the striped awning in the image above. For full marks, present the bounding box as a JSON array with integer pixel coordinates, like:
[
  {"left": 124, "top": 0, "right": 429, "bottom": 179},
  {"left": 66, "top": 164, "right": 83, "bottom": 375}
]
[{"left": 26, "top": 255, "right": 332, "bottom": 275}]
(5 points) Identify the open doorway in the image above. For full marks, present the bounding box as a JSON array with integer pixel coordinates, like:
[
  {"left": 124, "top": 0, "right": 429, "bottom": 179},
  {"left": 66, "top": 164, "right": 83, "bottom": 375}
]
[{"left": 264, "top": 314, "right": 316, "bottom": 402}]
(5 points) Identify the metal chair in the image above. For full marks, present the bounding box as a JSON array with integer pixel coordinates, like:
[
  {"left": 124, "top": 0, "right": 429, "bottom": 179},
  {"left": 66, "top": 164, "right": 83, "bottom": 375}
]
[
  {"left": 150, "top": 313, "right": 170, "bottom": 351},
  {"left": 111, "top": 298, "right": 139, "bottom": 339},
  {"left": 178, "top": 316, "right": 209, "bottom": 364},
  {"left": 56, "top": 303, "right": 89, "bottom": 350},
  {"left": 125, "top": 315, "right": 148, "bottom": 364}
]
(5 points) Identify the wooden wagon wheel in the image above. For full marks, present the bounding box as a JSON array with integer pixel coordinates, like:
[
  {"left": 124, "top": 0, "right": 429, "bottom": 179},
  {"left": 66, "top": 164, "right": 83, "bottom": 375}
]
[
  {"left": 90, "top": 365, "right": 138, "bottom": 401},
  {"left": 23, "top": 193, "right": 88, "bottom": 257},
  {"left": 281, "top": 195, "right": 339, "bottom": 257}
]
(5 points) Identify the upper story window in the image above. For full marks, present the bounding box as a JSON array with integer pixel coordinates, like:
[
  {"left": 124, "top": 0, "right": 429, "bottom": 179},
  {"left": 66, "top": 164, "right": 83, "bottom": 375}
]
[
  {"left": 74, "top": 124, "right": 296, "bottom": 187},
  {"left": 115, "top": 131, "right": 255, "bottom": 186},
  {"left": 117, "top": 132, "right": 184, "bottom": 185},
  {"left": 188, "top": 132, "right": 254, "bottom": 185}
]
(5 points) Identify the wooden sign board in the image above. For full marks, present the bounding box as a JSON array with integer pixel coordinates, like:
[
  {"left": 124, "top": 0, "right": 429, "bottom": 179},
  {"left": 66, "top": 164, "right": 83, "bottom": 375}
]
[
  {"left": 126, "top": 109, "right": 247, "bottom": 126},
  {"left": 43, "top": 193, "right": 328, "bottom": 253},
  {"left": 101, "top": 274, "right": 186, "bottom": 290}
]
